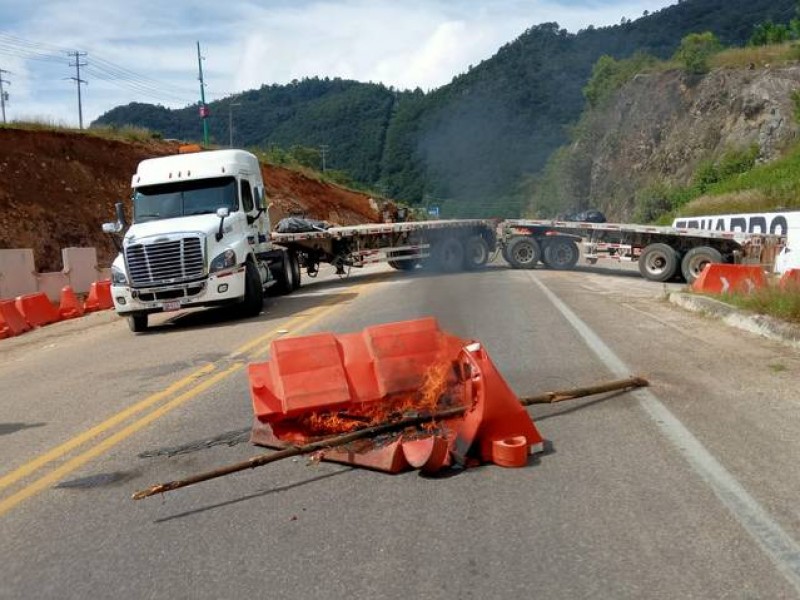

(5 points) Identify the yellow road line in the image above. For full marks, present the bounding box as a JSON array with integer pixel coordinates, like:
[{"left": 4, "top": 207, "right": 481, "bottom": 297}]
[
  {"left": 0, "top": 363, "right": 216, "bottom": 491},
  {"left": 0, "top": 276, "right": 382, "bottom": 515},
  {"left": 0, "top": 292, "right": 353, "bottom": 493},
  {"left": 0, "top": 363, "right": 243, "bottom": 517}
]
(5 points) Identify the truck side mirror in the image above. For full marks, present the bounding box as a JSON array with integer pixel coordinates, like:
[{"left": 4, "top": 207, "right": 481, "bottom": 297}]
[
  {"left": 115, "top": 202, "right": 128, "bottom": 229},
  {"left": 102, "top": 222, "right": 122, "bottom": 234},
  {"left": 216, "top": 207, "right": 230, "bottom": 241}
]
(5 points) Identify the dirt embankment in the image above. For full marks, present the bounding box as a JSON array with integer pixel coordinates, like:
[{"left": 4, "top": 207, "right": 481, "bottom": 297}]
[{"left": 0, "top": 128, "right": 378, "bottom": 271}]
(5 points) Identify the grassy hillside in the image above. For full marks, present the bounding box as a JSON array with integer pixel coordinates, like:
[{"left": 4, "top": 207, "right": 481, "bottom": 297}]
[{"left": 663, "top": 141, "right": 800, "bottom": 221}]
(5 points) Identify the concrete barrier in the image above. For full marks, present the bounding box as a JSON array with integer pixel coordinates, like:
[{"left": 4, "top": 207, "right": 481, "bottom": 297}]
[{"left": 0, "top": 246, "right": 106, "bottom": 302}]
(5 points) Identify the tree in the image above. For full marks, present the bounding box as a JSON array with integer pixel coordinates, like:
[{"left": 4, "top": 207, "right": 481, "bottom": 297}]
[
  {"left": 674, "top": 32, "right": 723, "bottom": 74},
  {"left": 749, "top": 20, "right": 791, "bottom": 45}
]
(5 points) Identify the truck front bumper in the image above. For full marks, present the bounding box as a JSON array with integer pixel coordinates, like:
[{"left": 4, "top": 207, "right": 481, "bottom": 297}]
[{"left": 111, "top": 268, "right": 247, "bottom": 315}]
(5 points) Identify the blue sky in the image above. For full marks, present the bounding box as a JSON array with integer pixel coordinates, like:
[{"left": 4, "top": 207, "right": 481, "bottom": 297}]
[{"left": 0, "top": 0, "right": 677, "bottom": 127}]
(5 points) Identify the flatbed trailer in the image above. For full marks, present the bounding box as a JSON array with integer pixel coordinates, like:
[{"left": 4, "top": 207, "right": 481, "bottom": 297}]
[
  {"left": 271, "top": 219, "right": 497, "bottom": 277},
  {"left": 499, "top": 219, "right": 784, "bottom": 283}
]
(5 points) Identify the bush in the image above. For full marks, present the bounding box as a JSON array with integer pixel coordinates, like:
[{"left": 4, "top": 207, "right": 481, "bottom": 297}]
[
  {"left": 583, "top": 52, "right": 657, "bottom": 108},
  {"left": 674, "top": 32, "right": 723, "bottom": 74}
]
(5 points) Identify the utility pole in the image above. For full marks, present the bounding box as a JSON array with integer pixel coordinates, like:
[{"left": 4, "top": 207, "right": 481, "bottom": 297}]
[
  {"left": 228, "top": 102, "right": 241, "bottom": 148},
  {"left": 196, "top": 42, "right": 209, "bottom": 147},
  {"left": 0, "top": 69, "right": 10, "bottom": 124},
  {"left": 68, "top": 51, "right": 87, "bottom": 129},
  {"left": 319, "top": 144, "right": 329, "bottom": 173}
]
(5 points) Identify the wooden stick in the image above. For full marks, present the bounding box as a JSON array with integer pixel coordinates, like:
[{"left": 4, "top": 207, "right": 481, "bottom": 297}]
[
  {"left": 520, "top": 376, "right": 649, "bottom": 405},
  {"left": 132, "top": 375, "right": 647, "bottom": 500}
]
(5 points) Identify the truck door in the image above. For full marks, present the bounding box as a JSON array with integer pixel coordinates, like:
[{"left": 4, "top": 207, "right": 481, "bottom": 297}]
[{"left": 240, "top": 178, "right": 270, "bottom": 253}]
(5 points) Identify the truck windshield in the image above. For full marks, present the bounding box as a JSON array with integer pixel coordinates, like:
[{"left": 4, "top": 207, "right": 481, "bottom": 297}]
[{"left": 133, "top": 177, "right": 238, "bottom": 222}]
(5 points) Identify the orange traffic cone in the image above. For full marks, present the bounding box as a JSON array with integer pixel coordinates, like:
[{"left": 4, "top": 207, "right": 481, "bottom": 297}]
[{"left": 59, "top": 286, "right": 85, "bottom": 320}]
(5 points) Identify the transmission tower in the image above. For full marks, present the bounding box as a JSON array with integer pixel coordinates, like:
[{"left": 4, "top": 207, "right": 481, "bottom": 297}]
[
  {"left": 0, "top": 69, "right": 9, "bottom": 124},
  {"left": 68, "top": 51, "right": 88, "bottom": 129},
  {"left": 320, "top": 144, "right": 329, "bottom": 173}
]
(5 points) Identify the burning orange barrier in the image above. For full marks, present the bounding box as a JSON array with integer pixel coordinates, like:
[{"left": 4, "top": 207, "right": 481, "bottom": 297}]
[{"left": 248, "top": 318, "right": 544, "bottom": 473}]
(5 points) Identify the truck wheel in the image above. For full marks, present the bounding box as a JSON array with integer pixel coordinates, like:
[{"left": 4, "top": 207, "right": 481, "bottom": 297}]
[
  {"left": 639, "top": 243, "right": 679, "bottom": 282},
  {"left": 430, "top": 237, "right": 465, "bottom": 272},
  {"left": 290, "top": 252, "right": 302, "bottom": 290},
  {"left": 464, "top": 236, "right": 490, "bottom": 270},
  {"left": 272, "top": 252, "right": 296, "bottom": 295},
  {"left": 542, "top": 239, "right": 580, "bottom": 270},
  {"left": 242, "top": 261, "right": 265, "bottom": 316},
  {"left": 506, "top": 237, "right": 541, "bottom": 269},
  {"left": 681, "top": 246, "right": 723, "bottom": 284},
  {"left": 128, "top": 314, "right": 148, "bottom": 333}
]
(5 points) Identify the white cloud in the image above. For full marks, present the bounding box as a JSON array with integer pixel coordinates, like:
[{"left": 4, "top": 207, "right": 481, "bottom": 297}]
[{"left": 0, "top": 0, "right": 678, "bottom": 125}]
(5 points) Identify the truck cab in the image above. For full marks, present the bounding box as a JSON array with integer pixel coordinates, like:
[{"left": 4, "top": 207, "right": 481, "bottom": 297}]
[{"left": 104, "top": 149, "right": 296, "bottom": 333}]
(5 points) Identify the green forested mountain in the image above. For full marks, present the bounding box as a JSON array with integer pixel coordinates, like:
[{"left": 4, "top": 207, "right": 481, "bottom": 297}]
[{"left": 92, "top": 0, "right": 796, "bottom": 217}]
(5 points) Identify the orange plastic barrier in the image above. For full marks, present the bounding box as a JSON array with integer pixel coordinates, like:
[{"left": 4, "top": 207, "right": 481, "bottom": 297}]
[
  {"left": 691, "top": 264, "right": 766, "bottom": 295},
  {"left": 59, "top": 286, "right": 85, "bottom": 320},
  {"left": 779, "top": 269, "right": 800, "bottom": 290},
  {"left": 249, "top": 317, "right": 544, "bottom": 473},
  {"left": 84, "top": 280, "right": 113, "bottom": 312},
  {"left": 0, "top": 300, "right": 31, "bottom": 336},
  {"left": 14, "top": 293, "right": 60, "bottom": 327}
]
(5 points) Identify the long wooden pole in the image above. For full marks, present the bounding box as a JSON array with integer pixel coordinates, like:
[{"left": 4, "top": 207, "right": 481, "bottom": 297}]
[{"left": 132, "top": 376, "right": 647, "bottom": 500}]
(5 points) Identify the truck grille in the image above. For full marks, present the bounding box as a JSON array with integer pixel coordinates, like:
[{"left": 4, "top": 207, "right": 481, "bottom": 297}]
[{"left": 125, "top": 237, "right": 205, "bottom": 286}]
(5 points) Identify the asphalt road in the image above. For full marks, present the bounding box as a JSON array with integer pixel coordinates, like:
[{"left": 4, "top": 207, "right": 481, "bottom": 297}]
[{"left": 2, "top": 261, "right": 799, "bottom": 599}]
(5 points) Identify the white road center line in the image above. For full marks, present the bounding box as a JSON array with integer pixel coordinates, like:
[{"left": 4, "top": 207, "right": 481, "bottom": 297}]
[{"left": 527, "top": 271, "right": 800, "bottom": 593}]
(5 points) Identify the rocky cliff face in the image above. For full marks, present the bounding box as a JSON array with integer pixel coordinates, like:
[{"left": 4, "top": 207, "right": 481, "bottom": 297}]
[{"left": 553, "top": 65, "right": 800, "bottom": 220}]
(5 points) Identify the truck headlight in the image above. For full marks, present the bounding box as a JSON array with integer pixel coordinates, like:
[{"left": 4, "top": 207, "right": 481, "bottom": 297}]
[
  {"left": 111, "top": 266, "right": 128, "bottom": 285},
  {"left": 210, "top": 249, "right": 237, "bottom": 273}
]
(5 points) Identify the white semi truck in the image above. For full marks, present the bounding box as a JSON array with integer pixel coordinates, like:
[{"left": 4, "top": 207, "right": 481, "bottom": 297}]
[
  {"left": 103, "top": 149, "right": 300, "bottom": 332},
  {"left": 103, "top": 148, "right": 496, "bottom": 333}
]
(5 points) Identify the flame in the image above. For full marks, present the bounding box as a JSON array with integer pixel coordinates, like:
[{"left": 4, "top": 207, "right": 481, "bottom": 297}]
[{"left": 295, "top": 358, "right": 464, "bottom": 439}]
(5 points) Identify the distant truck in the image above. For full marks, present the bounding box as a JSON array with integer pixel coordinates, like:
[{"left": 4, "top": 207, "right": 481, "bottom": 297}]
[
  {"left": 499, "top": 218, "right": 783, "bottom": 283},
  {"left": 103, "top": 149, "right": 299, "bottom": 332},
  {"left": 672, "top": 211, "right": 799, "bottom": 274}
]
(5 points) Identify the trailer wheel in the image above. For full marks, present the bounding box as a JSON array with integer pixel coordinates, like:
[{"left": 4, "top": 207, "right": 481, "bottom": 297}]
[
  {"left": 241, "top": 261, "right": 265, "bottom": 316},
  {"left": 389, "top": 260, "right": 418, "bottom": 271},
  {"left": 429, "top": 237, "right": 465, "bottom": 272},
  {"left": 681, "top": 246, "right": 723, "bottom": 284},
  {"left": 464, "top": 236, "right": 490, "bottom": 270},
  {"left": 128, "top": 313, "right": 148, "bottom": 333},
  {"left": 506, "top": 237, "right": 541, "bottom": 269},
  {"left": 542, "top": 239, "right": 580, "bottom": 270},
  {"left": 639, "top": 243, "right": 679, "bottom": 282},
  {"left": 388, "top": 249, "right": 419, "bottom": 271}
]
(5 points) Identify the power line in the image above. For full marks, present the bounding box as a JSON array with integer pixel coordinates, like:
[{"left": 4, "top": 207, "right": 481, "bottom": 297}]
[
  {"left": 68, "top": 51, "right": 87, "bottom": 129},
  {"left": 0, "top": 33, "right": 197, "bottom": 108}
]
